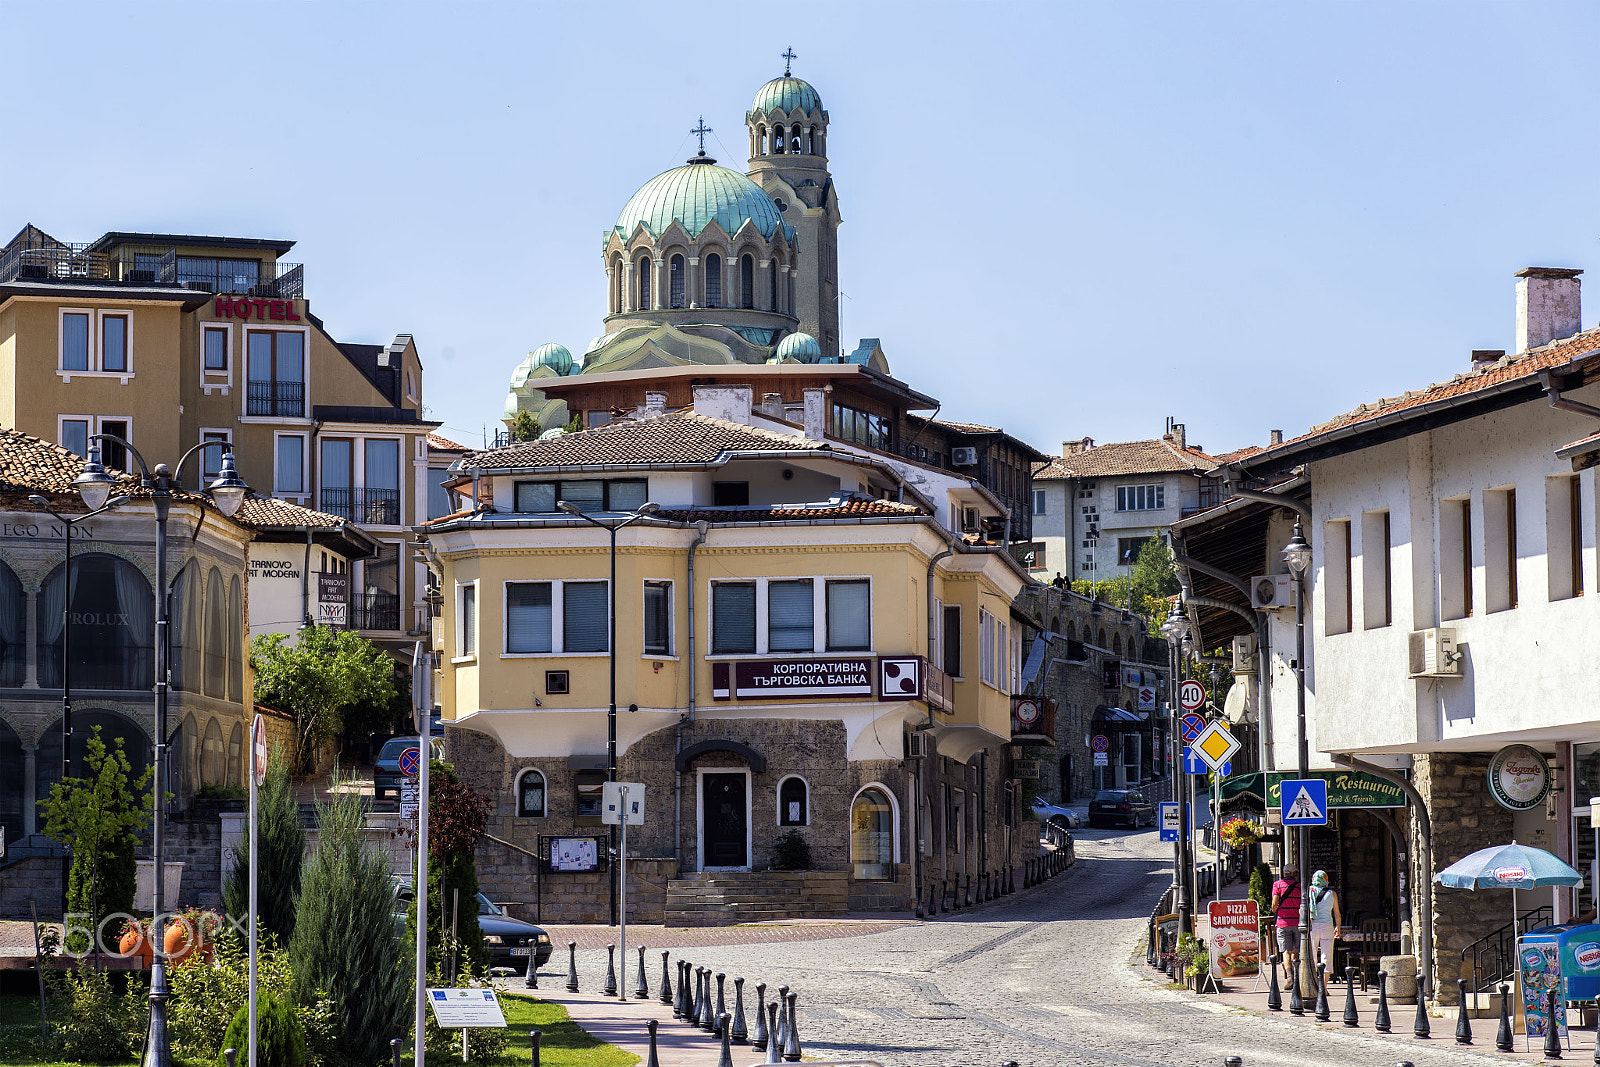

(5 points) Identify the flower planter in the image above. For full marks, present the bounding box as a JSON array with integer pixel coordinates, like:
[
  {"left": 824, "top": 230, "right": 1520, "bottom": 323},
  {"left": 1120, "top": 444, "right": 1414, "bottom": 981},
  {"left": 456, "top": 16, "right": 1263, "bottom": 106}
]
[
  {"left": 117, "top": 925, "right": 154, "bottom": 968},
  {"left": 163, "top": 912, "right": 220, "bottom": 969}
]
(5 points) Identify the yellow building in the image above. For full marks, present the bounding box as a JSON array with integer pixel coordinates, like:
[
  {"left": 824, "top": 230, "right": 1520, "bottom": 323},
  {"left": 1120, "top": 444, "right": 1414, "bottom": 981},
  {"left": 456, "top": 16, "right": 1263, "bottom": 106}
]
[
  {"left": 424, "top": 388, "right": 1031, "bottom": 920},
  {"left": 0, "top": 225, "right": 438, "bottom": 650}
]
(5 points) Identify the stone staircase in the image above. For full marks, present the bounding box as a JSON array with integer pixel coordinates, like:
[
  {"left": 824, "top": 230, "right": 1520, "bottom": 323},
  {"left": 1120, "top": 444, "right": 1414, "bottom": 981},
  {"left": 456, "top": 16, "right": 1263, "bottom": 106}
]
[{"left": 664, "top": 870, "right": 849, "bottom": 927}]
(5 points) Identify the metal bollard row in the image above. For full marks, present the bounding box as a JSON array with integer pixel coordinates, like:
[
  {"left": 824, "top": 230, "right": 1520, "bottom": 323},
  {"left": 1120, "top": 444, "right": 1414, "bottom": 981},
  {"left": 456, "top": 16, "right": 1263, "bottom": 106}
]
[{"left": 633, "top": 951, "right": 806, "bottom": 1062}]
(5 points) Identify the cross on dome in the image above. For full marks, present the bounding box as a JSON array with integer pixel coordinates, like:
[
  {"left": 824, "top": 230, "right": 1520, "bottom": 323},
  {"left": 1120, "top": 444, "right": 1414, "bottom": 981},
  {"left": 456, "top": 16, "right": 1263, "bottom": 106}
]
[
  {"left": 782, "top": 47, "right": 797, "bottom": 76},
  {"left": 691, "top": 116, "right": 713, "bottom": 153}
]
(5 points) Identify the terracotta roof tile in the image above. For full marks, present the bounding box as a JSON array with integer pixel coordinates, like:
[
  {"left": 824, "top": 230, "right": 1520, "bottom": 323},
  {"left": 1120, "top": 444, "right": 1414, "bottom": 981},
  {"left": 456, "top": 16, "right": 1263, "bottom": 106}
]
[
  {"left": 427, "top": 433, "right": 469, "bottom": 452},
  {"left": 233, "top": 496, "right": 351, "bottom": 530},
  {"left": 654, "top": 498, "right": 926, "bottom": 523},
  {"left": 465, "top": 411, "right": 825, "bottom": 470},
  {"left": 1031, "top": 438, "right": 1217, "bottom": 479}
]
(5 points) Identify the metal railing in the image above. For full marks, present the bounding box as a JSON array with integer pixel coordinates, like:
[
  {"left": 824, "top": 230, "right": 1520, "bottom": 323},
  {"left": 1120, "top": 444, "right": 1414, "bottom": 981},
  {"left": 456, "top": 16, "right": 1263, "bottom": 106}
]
[
  {"left": 0, "top": 242, "right": 303, "bottom": 296},
  {"left": 246, "top": 380, "right": 305, "bottom": 417},
  {"left": 318, "top": 487, "right": 401, "bottom": 525},
  {"left": 1462, "top": 905, "right": 1553, "bottom": 997},
  {"left": 351, "top": 595, "right": 401, "bottom": 632}
]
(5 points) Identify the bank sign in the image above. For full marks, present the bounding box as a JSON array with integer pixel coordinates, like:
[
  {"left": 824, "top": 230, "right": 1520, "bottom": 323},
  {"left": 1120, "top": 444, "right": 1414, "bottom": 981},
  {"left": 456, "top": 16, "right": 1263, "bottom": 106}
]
[{"left": 712, "top": 657, "right": 874, "bottom": 700}]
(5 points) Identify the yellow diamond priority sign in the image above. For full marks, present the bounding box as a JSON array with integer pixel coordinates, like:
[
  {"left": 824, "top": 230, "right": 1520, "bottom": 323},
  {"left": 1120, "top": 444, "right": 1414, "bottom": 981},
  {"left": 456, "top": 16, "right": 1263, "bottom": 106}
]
[{"left": 1193, "top": 720, "right": 1241, "bottom": 774}]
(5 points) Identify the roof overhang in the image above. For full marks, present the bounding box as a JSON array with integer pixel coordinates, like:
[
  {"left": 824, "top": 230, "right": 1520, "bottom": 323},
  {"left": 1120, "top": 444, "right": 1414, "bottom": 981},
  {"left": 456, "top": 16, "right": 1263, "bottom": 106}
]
[
  {"left": 0, "top": 284, "right": 213, "bottom": 312},
  {"left": 245, "top": 522, "right": 382, "bottom": 559},
  {"left": 535, "top": 362, "right": 940, "bottom": 410},
  {"left": 83, "top": 232, "right": 296, "bottom": 255}
]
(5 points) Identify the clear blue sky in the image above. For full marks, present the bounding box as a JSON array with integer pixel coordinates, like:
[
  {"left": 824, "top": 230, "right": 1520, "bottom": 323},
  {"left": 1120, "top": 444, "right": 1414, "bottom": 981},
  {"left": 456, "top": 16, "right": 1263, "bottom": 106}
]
[{"left": 7, "top": 2, "right": 1600, "bottom": 460}]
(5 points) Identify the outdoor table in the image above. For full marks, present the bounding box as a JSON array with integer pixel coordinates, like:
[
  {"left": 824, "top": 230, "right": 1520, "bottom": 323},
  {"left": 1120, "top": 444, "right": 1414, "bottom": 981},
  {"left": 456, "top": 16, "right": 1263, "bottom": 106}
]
[{"left": 1338, "top": 928, "right": 1402, "bottom": 989}]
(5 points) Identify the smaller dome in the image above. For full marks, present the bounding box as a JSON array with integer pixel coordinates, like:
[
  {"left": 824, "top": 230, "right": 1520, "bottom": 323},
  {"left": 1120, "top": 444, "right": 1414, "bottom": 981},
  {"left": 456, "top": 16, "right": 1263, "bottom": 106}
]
[
  {"left": 532, "top": 342, "right": 573, "bottom": 375},
  {"left": 775, "top": 332, "right": 822, "bottom": 363},
  {"left": 750, "top": 76, "right": 823, "bottom": 116}
]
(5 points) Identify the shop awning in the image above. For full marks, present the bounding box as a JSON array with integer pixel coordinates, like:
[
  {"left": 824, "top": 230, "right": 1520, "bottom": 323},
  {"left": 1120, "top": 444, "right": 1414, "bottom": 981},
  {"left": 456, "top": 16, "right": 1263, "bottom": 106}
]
[
  {"left": 1220, "top": 770, "right": 1407, "bottom": 812},
  {"left": 1092, "top": 705, "right": 1143, "bottom": 724}
]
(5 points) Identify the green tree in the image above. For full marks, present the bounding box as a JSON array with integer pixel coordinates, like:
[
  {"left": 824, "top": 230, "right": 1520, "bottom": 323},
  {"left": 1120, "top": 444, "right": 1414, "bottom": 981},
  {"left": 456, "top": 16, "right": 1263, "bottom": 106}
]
[
  {"left": 290, "top": 789, "right": 409, "bottom": 1065},
  {"left": 251, "top": 628, "right": 398, "bottom": 773},
  {"left": 222, "top": 744, "right": 305, "bottom": 946},
  {"left": 407, "top": 761, "right": 492, "bottom": 975},
  {"left": 1071, "top": 538, "right": 1183, "bottom": 634},
  {"left": 509, "top": 411, "right": 542, "bottom": 442},
  {"left": 40, "top": 727, "right": 152, "bottom": 951}
]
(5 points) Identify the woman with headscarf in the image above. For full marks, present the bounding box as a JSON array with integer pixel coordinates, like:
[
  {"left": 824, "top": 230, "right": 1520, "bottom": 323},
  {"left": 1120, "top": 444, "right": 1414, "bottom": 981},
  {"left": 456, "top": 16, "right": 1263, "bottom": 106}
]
[{"left": 1308, "top": 870, "right": 1343, "bottom": 985}]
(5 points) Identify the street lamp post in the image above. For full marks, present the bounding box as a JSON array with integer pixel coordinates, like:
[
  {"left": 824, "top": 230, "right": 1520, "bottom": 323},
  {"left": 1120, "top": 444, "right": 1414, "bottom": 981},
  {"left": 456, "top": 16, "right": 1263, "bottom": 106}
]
[
  {"left": 29, "top": 492, "right": 130, "bottom": 920},
  {"left": 1162, "top": 600, "right": 1190, "bottom": 931},
  {"left": 73, "top": 439, "right": 249, "bottom": 1067},
  {"left": 557, "top": 499, "right": 659, "bottom": 929},
  {"left": 1281, "top": 521, "right": 1316, "bottom": 1005}
]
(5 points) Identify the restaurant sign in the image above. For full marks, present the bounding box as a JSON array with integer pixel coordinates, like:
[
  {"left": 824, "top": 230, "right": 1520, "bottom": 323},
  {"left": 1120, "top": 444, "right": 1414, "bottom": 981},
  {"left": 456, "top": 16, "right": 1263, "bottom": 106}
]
[
  {"left": 712, "top": 657, "right": 875, "bottom": 700},
  {"left": 1264, "top": 770, "right": 1405, "bottom": 809}
]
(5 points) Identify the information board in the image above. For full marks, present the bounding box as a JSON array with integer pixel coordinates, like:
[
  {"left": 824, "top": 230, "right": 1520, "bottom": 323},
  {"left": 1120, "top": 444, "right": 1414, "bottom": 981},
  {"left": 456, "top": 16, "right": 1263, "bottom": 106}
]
[
  {"left": 426, "top": 988, "right": 507, "bottom": 1029},
  {"left": 1519, "top": 939, "right": 1569, "bottom": 1044},
  {"left": 1208, "top": 899, "right": 1260, "bottom": 979}
]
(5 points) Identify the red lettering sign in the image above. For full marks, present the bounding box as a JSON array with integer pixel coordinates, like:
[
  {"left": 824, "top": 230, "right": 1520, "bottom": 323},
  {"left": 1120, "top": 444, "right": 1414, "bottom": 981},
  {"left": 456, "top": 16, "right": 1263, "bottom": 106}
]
[
  {"left": 269, "top": 300, "right": 285, "bottom": 320},
  {"left": 212, "top": 297, "right": 303, "bottom": 322}
]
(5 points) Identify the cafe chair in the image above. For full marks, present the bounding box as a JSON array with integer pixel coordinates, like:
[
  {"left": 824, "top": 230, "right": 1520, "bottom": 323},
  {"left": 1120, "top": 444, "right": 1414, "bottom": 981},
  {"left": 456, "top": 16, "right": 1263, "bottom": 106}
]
[{"left": 1354, "top": 917, "right": 1399, "bottom": 991}]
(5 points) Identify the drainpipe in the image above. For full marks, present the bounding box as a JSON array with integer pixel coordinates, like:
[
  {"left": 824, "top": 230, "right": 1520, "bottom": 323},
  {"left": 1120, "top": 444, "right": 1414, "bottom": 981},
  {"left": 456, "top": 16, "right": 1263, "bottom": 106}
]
[
  {"left": 676, "top": 521, "right": 708, "bottom": 866},
  {"left": 1331, "top": 753, "right": 1433, "bottom": 999},
  {"left": 1539, "top": 369, "right": 1600, "bottom": 419},
  {"left": 1230, "top": 488, "right": 1312, "bottom": 524},
  {"left": 302, "top": 527, "right": 314, "bottom": 629},
  {"left": 917, "top": 545, "right": 952, "bottom": 914}
]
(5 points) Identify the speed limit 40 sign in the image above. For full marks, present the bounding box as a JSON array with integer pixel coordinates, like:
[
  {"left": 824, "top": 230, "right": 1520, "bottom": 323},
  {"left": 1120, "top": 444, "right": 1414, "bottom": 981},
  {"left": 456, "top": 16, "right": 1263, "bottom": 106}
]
[{"left": 1178, "top": 679, "right": 1207, "bottom": 711}]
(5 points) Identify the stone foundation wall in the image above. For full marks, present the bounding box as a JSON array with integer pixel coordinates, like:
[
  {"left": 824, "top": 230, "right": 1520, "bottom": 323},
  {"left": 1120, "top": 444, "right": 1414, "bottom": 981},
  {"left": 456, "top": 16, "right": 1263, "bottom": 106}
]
[
  {"left": 0, "top": 856, "right": 62, "bottom": 920},
  {"left": 483, "top": 857, "right": 677, "bottom": 926},
  {"left": 1418, "top": 752, "right": 1514, "bottom": 1004}
]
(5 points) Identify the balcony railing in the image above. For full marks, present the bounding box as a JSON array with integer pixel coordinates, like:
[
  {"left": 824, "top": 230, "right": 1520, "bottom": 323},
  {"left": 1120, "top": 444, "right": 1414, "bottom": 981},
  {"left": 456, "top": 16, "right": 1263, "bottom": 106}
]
[
  {"left": 351, "top": 593, "right": 401, "bottom": 633},
  {"left": 318, "top": 487, "right": 401, "bottom": 525},
  {"left": 247, "top": 380, "right": 305, "bottom": 418},
  {"left": 0, "top": 242, "right": 303, "bottom": 296}
]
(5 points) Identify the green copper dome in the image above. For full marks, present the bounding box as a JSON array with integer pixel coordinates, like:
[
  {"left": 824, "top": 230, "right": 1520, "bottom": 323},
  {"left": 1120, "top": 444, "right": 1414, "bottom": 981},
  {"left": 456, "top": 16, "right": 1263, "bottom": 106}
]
[
  {"left": 775, "top": 332, "right": 822, "bottom": 363},
  {"left": 532, "top": 342, "right": 574, "bottom": 375},
  {"left": 750, "top": 76, "right": 823, "bottom": 116},
  {"left": 613, "top": 158, "right": 786, "bottom": 241}
]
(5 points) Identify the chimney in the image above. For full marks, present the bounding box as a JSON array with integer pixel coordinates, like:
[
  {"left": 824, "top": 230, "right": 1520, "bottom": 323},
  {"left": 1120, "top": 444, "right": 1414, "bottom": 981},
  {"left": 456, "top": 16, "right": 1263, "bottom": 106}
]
[
  {"left": 802, "top": 388, "right": 827, "bottom": 441},
  {"left": 1515, "top": 267, "right": 1582, "bottom": 352},
  {"left": 761, "top": 392, "right": 785, "bottom": 420},
  {"left": 1165, "top": 418, "right": 1186, "bottom": 451},
  {"left": 1062, "top": 437, "right": 1093, "bottom": 457},
  {"left": 1269, "top": 429, "right": 1283, "bottom": 446},
  {"left": 644, "top": 391, "right": 667, "bottom": 414},
  {"left": 691, "top": 384, "right": 752, "bottom": 425}
]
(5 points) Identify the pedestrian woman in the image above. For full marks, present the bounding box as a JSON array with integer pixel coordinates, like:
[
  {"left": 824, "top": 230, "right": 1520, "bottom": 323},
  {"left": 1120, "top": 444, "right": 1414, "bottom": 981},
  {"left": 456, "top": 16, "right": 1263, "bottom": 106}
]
[
  {"left": 1308, "top": 870, "right": 1342, "bottom": 986},
  {"left": 1268, "top": 869, "right": 1302, "bottom": 980}
]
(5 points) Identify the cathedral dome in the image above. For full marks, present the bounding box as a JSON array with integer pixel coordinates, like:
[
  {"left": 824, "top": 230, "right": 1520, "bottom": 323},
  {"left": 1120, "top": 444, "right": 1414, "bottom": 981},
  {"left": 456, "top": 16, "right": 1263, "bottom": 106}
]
[
  {"left": 531, "top": 342, "right": 574, "bottom": 375},
  {"left": 751, "top": 76, "right": 823, "bottom": 116},
  {"left": 775, "top": 331, "right": 822, "bottom": 363},
  {"left": 613, "top": 157, "right": 785, "bottom": 241}
]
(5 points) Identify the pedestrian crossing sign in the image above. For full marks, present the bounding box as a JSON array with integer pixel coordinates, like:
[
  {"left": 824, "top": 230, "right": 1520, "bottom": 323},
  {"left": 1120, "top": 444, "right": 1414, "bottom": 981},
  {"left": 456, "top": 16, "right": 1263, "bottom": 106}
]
[{"left": 1281, "top": 778, "right": 1328, "bottom": 826}]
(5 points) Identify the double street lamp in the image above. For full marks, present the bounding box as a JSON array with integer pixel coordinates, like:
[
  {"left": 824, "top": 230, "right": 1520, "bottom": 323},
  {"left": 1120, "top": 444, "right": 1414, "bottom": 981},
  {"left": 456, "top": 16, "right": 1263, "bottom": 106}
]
[
  {"left": 72, "top": 437, "right": 249, "bottom": 1067},
  {"left": 1281, "top": 521, "right": 1316, "bottom": 1008},
  {"left": 556, "top": 499, "right": 659, "bottom": 929}
]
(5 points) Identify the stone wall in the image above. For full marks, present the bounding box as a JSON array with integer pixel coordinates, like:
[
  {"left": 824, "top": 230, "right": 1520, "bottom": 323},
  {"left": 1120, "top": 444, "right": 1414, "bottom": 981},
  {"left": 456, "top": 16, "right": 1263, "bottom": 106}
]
[
  {"left": 481, "top": 856, "right": 677, "bottom": 926},
  {"left": 1417, "top": 752, "right": 1514, "bottom": 1004},
  {"left": 0, "top": 856, "right": 62, "bottom": 920}
]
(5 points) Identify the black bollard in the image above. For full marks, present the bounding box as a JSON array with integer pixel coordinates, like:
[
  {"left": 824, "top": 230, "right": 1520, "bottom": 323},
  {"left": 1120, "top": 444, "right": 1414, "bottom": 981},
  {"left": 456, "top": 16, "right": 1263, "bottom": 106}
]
[
  {"left": 783, "top": 990, "right": 801, "bottom": 1062},
  {"left": 685, "top": 965, "right": 697, "bottom": 1022},
  {"left": 731, "top": 977, "right": 749, "bottom": 1044},
  {"left": 715, "top": 973, "right": 728, "bottom": 1036},
  {"left": 1455, "top": 979, "right": 1472, "bottom": 1045},
  {"left": 1545, "top": 989, "right": 1563, "bottom": 1059},
  {"left": 673, "top": 961, "right": 685, "bottom": 1017},
  {"left": 1224, "top": 1059, "right": 1241, "bottom": 1067},
  {"left": 694, "top": 968, "right": 707, "bottom": 1030},
  {"left": 1266, "top": 952, "right": 1282, "bottom": 1011},
  {"left": 1288, "top": 958, "right": 1304, "bottom": 1016},
  {"left": 753, "top": 982, "right": 769, "bottom": 1051},
  {"left": 775, "top": 984, "right": 790, "bottom": 1049},
  {"left": 530, "top": 1030, "right": 542, "bottom": 1067},
  {"left": 636, "top": 946, "right": 649, "bottom": 999},
  {"left": 225, "top": 1050, "right": 237, "bottom": 1067},
  {"left": 391, "top": 1039, "right": 403, "bottom": 1067},
  {"left": 681, "top": 961, "right": 693, "bottom": 1020},
  {"left": 926, "top": 880, "right": 938, "bottom": 916},
  {"left": 525, "top": 947, "right": 539, "bottom": 989},
  {"left": 701, "top": 969, "right": 717, "bottom": 1033},
  {"left": 1343, "top": 966, "right": 1359, "bottom": 1027},
  {"left": 717, "top": 1013, "right": 735, "bottom": 1067},
  {"left": 604, "top": 944, "right": 617, "bottom": 996},
  {"left": 1315, "top": 965, "right": 1331, "bottom": 1022},
  {"left": 645, "top": 1020, "right": 661, "bottom": 1067},
  {"left": 566, "top": 941, "right": 579, "bottom": 992},
  {"left": 660, "top": 951, "right": 673, "bottom": 1006},
  {"left": 1497, "top": 981, "right": 1514, "bottom": 1051},
  {"left": 763, "top": 1002, "right": 782, "bottom": 1065},
  {"left": 1413, "top": 974, "right": 1430, "bottom": 1039},
  {"left": 952, "top": 876, "right": 962, "bottom": 909},
  {"left": 1375, "top": 972, "right": 1391, "bottom": 1033}
]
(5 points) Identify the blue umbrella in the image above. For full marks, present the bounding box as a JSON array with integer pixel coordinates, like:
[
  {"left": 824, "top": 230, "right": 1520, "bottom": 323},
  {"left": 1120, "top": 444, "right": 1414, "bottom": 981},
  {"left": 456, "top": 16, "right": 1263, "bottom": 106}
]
[{"left": 1434, "top": 842, "right": 1582, "bottom": 890}]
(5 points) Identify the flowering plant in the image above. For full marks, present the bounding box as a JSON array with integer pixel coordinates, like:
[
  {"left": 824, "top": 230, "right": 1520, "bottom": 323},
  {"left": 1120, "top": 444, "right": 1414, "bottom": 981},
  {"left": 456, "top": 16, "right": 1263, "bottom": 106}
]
[{"left": 1220, "top": 815, "right": 1263, "bottom": 848}]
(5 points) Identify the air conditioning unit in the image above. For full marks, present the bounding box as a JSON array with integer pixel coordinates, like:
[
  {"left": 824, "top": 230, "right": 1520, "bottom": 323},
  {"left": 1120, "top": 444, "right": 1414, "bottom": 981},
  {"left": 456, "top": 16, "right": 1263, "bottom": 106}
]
[
  {"left": 1249, "top": 574, "right": 1297, "bottom": 611},
  {"left": 1231, "top": 634, "right": 1257, "bottom": 674},
  {"left": 906, "top": 731, "right": 930, "bottom": 759},
  {"left": 1409, "top": 627, "right": 1461, "bottom": 677},
  {"left": 951, "top": 447, "right": 978, "bottom": 466},
  {"left": 961, "top": 507, "right": 981, "bottom": 534}
]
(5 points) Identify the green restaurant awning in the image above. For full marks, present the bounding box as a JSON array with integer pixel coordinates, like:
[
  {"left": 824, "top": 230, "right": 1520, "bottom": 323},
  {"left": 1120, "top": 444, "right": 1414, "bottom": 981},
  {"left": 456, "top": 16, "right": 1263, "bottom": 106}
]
[{"left": 1220, "top": 770, "right": 1407, "bottom": 811}]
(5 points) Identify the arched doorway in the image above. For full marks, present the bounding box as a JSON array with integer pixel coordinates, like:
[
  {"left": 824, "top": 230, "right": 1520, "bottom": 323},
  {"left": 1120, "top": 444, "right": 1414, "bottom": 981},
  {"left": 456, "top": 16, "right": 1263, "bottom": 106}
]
[
  {"left": 850, "top": 786, "right": 896, "bottom": 881},
  {"left": 34, "top": 709, "right": 150, "bottom": 829},
  {"left": 37, "top": 553, "right": 154, "bottom": 691}
]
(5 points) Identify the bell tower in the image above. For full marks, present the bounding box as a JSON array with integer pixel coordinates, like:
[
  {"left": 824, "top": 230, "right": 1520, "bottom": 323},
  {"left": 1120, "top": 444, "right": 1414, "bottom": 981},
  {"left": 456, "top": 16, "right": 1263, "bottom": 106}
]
[{"left": 746, "top": 50, "right": 840, "bottom": 355}]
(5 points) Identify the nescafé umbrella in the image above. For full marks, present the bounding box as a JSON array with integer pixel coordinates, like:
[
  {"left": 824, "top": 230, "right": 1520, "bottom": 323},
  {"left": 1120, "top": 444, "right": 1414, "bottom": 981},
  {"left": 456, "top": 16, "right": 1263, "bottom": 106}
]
[{"left": 1434, "top": 842, "right": 1582, "bottom": 890}]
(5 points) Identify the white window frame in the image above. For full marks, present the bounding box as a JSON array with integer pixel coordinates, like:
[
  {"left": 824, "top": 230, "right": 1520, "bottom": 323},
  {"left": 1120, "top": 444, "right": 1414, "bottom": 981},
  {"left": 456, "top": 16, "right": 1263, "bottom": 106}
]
[
  {"left": 642, "top": 579, "right": 676, "bottom": 659},
  {"left": 199, "top": 428, "right": 232, "bottom": 481},
  {"left": 500, "top": 578, "right": 611, "bottom": 658},
  {"left": 58, "top": 414, "right": 133, "bottom": 460},
  {"left": 1115, "top": 483, "right": 1165, "bottom": 512},
  {"left": 776, "top": 774, "right": 811, "bottom": 827},
  {"left": 705, "top": 575, "right": 874, "bottom": 658},
  {"left": 57, "top": 308, "right": 136, "bottom": 383},
  {"left": 201, "top": 322, "right": 233, "bottom": 393},
  {"left": 514, "top": 767, "right": 547, "bottom": 818},
  {"left": 1032, "top": 489, "right": 1046, "bottom": 516},
  {"left": 979, "top": 608, "right": 997, "bottom": 688},
  {"left": 237, "top": 324, "right": 313, "bottom": 424},
  {"left": 97, "top": 310, "right": 133, "bottom": 376},
  {"left": 455, "top": 581, "right": 478, "bottom": 661},
  {"left": 356, "top": 434, "right": 406, "bottom": 529},
  {"left": 273, "top": 432, "right": 309, "bottom": 501}
]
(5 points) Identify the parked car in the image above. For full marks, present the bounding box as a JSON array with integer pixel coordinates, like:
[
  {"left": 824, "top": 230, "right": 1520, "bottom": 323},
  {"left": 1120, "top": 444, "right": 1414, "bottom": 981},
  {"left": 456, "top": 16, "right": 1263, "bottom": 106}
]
[
  {"left": 391, "top": 878, "right": 552, "bottom": 974},
  {"left": 1088, "top": 789, "right": 1156, "bottom": 828},
  {"left": 374, "top": 735, "right": 443, "bottom": 800},
  {"left": 1031, "top": 797, "right": 1084, "bottom": 829}
]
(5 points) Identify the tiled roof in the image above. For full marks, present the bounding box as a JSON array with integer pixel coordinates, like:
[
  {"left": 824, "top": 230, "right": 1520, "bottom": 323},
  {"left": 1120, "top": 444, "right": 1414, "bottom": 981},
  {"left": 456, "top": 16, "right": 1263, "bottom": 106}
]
[
  {"left": 1211, "top": 444, "right": 1264, "bottom": 464},
  {"left": 654, "top": 498, "right": 926, "bottom": 523},
  {"left": 1239, "top": 328, "right": 1600, "bottom": 470},
  {"left": 1032, "top": 438, "right": 1217, "bottom": 479},
  {"left": 930, "top": 418, "right": 1001, "bottom": 434},
  {"left": 465, "top": 411, "right": 825, "bottom": 470},
  {"left": 427, "top": 433, "right": 469, "bottom": 452},
  {"left": 233, "top": 496, "right": 351, "bottom": 530}
]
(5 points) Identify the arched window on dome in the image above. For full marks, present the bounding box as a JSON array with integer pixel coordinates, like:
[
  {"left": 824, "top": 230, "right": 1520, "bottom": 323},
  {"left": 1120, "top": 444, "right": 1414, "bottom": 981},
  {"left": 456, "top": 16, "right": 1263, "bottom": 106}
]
[
  {"left": 756, "top": 124, "right": 767, "bottom": 155},
  {"left": 669, "top": 254, "right": 685, "bottom": 309},
  {"left": 769, "top": 260, "right": 778, "bottom": 312},
  {"left": 637, "top": 257, "right": 651, "bottom": 310},
  {"left": 774, "top": 125, "right": 785, "bottom": 154},
  {"left": 611, "top": 256, "right": 623, "bottom": 314},
  {"left": 790, "top": 123, "right": 802, "bottom": 153},
  {"left": 807, "top": 125, "right": 818, "bottom": 154},
  {"left": 740, "top": 255, "right": 754, "bottom": 309},
  {"left": 705, "top": 254, "right": 722, "bottom": 308}
]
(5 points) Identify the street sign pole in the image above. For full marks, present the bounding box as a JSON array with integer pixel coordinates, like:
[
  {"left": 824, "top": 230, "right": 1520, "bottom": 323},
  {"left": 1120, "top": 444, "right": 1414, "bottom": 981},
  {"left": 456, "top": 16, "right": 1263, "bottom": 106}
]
[
  {"left": 248, "top": 715, "right": 265, "bottom": 1067},
  {"left": 618, "top": 785, "right": 628, "bottom": 1001},
  {"left": 411, "top": 644, "right": 433, "bottom": 1067}
]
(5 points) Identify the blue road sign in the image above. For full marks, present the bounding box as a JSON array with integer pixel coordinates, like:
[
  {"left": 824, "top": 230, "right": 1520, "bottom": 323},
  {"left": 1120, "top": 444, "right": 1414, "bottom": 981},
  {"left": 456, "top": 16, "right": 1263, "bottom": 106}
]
[
  {"left": 1180, "top": 714, "right": 1206, "bottom": 743},
  {"left": 1159, "top": 802, "right": 1180, "bottom": 842},
  {"left": 1182, "top": 748, "right": 1229, "bottom": 775},
  {"left": 398, "top": 747, "right": 422, "bottom": 777},
  {"left": 1281, "top": 777, "right": 1328, "bottom": 826}
]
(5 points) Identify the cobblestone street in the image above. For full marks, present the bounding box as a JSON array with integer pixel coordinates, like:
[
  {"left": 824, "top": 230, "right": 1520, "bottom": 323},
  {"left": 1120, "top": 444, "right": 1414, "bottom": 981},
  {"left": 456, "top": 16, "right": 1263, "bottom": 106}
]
[{"left": 553, "top": 829, "right": 1534, "bottom": 1067}]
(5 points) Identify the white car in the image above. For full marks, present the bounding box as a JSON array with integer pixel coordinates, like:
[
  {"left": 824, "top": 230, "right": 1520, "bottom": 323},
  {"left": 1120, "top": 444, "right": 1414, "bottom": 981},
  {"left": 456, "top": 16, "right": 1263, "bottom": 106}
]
[{"left": 1032, "top": 798, "right": 1084, "bottom": 829}]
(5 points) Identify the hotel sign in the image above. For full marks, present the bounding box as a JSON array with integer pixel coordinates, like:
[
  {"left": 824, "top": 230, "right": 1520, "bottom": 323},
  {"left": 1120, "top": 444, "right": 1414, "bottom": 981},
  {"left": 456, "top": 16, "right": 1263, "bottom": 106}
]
[
  {"left": 712, "top": 657, "right": 874, "bottom": 700},
  {"left": 213, "top": 297, "right": 303, "bottom": 322}
]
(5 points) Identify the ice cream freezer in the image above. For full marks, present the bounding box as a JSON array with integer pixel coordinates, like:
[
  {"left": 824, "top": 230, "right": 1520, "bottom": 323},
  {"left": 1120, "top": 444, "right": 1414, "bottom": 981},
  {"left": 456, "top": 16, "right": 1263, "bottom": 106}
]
[{"left": 1524, "top": 923, "right": 1600, "bottom": 1002}]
